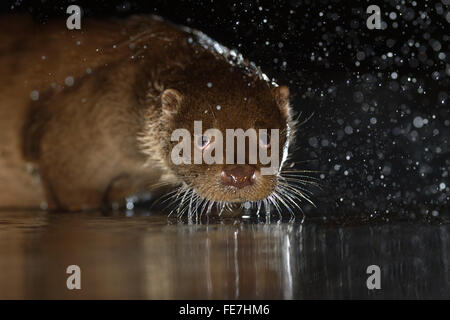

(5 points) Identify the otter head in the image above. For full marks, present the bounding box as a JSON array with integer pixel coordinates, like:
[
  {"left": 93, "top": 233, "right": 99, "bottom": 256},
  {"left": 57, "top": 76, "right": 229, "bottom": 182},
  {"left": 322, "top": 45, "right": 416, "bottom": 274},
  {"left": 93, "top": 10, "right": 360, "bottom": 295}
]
[{"left": 158, "top": 77, "right": 292, "bottom": 212}]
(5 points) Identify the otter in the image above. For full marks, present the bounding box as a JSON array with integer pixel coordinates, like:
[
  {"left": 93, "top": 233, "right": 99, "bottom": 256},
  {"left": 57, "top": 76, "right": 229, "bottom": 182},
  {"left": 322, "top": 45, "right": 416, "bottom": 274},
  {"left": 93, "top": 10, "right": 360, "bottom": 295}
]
[{"left": 0, "top": 14, "right": 310, "bottom": 214}]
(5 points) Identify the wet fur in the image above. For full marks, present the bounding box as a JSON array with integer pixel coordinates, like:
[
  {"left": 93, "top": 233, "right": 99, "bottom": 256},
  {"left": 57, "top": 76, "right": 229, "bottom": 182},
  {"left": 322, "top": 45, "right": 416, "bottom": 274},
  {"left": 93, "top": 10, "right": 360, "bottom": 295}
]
[{"left": 0, "top": 14, "right": 313, "bottom": 213}]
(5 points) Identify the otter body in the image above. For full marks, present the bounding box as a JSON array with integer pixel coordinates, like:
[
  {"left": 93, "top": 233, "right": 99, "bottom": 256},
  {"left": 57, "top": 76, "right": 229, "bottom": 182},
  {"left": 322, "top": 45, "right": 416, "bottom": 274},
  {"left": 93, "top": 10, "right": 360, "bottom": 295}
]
[{"left": 0, "top": 15, "right": 294, "bottom": 212}]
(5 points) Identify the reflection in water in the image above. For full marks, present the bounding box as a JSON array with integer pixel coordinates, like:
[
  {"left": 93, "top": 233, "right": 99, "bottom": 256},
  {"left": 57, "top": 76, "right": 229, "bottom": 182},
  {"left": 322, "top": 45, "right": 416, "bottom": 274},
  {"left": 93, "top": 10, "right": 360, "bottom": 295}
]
[{"left": 0, "top": 211, "right": 448, "bottom": 299}]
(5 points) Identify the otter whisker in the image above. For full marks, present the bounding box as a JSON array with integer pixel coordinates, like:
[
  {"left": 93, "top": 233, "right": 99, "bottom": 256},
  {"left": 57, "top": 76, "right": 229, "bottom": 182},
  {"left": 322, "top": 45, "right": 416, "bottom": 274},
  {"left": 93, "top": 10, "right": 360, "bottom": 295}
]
[
  {"left": 267, "top": 194, "right": 282, "bottom": 220},
  {"left": 281, "top": 173, "right": 322, "bottom": 189},
  {"left": 206, "top": 200, "right": 215, "bottom": 216},
  {"left": 280, "top": 169, "right": 322, "bottom": 175},
  {"left": 167, "top": 185, "right": 187, "bottom": 217},
  {"left": 279, "top": 181, "right": 313, "bottom": 199},
  {"left": 275, "top": 185, "right": 303, "bottom": 213},
  {"left": 281, "top": 174, "right": 321, "bottom": 182},
  {"left": 280, "top": 176, "right": 320, "bottom": 185},
  {"left": 187, "top": 189, "right": 196, "bottom": 220},
  {"left": 272, "top": 189, "right": 294, "bottom": 220},
  {"left": 256, "top": 200, "right": 262, "bottom": 219},
  {"left": 200, "top": 198, "right": 210, "bottom": 217},
  {"left": 278, "top": 183, "right": 316, "bottom": 208},
  {"left": 276, "top": 183, "right": 307, "bottom": 223},
  {"left": 153, "top": 187, "right": 181, "bottom": 209},
  {"left": 263, "top": 199, "right": 271, "bottom": 215},
  {"left": 278, "top": 181, "right": 316, "bottom": 196},
  {"left": 218, "top": 202, "right": 226, "bottom": 216},
  {"left": 178, "top": 191, "right": 191, "bottom": 218},
  {"left": 175, "top": 186, "right": 192, "bottom": 217},
  {"left": 279, "top": 177, "right": 320, "bottom": 189},
  {"left": 280, "top": 171, "right": 319, "bottom": 178},
  {"left": 195, "top": 194, "right": 207, "bottom": 220}
]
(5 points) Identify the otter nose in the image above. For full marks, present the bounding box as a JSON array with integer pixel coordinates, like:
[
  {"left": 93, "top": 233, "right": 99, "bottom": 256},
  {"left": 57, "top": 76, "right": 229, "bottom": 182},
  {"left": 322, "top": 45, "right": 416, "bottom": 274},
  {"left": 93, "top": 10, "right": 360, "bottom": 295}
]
[{"left": 221, "top": 165, "right": 256, "bottom": 189}]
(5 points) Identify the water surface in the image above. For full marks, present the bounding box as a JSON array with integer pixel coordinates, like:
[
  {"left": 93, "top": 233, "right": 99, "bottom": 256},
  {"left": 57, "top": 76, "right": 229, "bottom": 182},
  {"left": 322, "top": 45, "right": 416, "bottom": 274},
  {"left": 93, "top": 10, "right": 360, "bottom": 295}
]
[{"left": 0, "top": 210, "right": 448, "bottom": 299}]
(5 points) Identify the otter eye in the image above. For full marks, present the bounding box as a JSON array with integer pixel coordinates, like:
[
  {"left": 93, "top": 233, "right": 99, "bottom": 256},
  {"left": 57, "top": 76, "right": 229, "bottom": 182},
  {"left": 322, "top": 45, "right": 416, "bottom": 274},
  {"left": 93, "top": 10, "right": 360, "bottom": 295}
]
[
  {"left": 259, "top": 132, "right": 271, "bottom": 148},
  {"left": 196, "top": 135, "right": 211, "bottom": 150}
]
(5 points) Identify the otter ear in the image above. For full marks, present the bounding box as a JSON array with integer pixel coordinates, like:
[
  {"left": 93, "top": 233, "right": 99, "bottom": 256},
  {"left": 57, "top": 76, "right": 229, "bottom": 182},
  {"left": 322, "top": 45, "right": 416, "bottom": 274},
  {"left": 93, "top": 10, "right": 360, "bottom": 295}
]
[
  {"left": 161, "top": 89, "right": 183, "bottom": 116},
  {"left": 273, "top": 85, "right": 291, "bottom": 118}
]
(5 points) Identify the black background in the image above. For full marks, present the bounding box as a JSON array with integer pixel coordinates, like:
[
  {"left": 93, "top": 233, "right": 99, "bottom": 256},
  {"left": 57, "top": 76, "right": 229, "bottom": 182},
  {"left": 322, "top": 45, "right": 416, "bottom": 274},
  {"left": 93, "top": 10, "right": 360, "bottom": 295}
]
[{"left": 3, "top": 0, "right": 449, "bottom": 222}]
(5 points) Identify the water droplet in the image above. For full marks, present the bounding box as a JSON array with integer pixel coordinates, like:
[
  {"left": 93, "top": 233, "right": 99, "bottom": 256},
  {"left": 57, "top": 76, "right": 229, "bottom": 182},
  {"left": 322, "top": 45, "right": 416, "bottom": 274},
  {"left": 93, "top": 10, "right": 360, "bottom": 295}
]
[
  {"left": 413, "top": 116, "right": 425, "bottom": 128},
  {"left": 30, "top": 90, "right": 39, "bottom": 101},
  {"left": 65, "top": 76, "right": 74, "bottom": 86}
]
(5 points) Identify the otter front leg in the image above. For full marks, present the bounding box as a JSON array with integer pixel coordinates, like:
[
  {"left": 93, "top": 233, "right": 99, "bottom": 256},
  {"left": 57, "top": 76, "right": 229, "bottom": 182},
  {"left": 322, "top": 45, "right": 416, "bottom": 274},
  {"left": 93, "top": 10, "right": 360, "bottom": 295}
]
[
  {"left": 37, "top": 164, "right": 107, "bottom": 211},
  {"left": 34, "top": 126, "right": 116, "bottom": 211},
  {"left": 103, "top": 173, "right": 170, "bottom": 210},
  {"left": 102, "top": 174, "right": 136, "bottom": 209},
  {"left": 38, "top": 166, "right": 155, "bottom": 211}
]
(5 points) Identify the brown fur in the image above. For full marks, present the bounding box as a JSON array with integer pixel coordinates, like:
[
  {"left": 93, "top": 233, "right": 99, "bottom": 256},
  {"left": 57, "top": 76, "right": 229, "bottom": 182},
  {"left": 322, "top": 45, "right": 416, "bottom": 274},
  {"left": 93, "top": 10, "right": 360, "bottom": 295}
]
[{"left": 0, "top": 14, "right": 292, "bottom": 211}]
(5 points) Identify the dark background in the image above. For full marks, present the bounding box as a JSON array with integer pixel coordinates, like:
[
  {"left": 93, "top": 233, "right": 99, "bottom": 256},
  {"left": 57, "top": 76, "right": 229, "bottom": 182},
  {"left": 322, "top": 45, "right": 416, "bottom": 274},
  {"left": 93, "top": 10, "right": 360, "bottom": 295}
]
[{"left": 3, "top": 0, "right": 449, "bottom": 222}]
